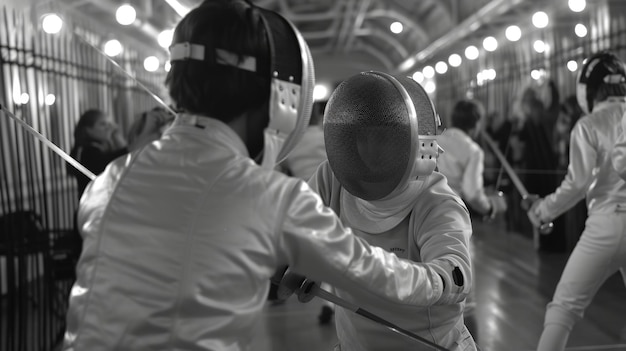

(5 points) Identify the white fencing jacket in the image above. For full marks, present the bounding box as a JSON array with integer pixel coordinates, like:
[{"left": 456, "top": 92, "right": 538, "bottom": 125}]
[
  {"left": 63, "top": 114, "right": 449, "bottom": 351},
  {"left": 437, "top": 127, "right": 491, "bottom": 215},
  {"left": 309, "top": 162, "right": 475, "bottom": 351},
  {"left": 536, "top": 98, "right": 626, "bottom": 221}
]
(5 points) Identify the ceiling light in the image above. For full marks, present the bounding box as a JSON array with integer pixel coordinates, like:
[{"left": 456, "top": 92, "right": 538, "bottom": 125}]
[
  {"left": 116, "top": 4, "right": 136, "bottom": 26},
  {"left": 45, "top": 94, "right": 56, "bottom": 106},
  {"left": 533, "top": 40, "right": 546, "bottom": 53},
  {"left": 532, "top": 11, "right": 549, "bottom": 29},
  {"left": 158, "top": 29, "right": 174, "bottom": 49},
  {"left": 568, "top": 0, "right": 586, "bottom": 12},
  {"left": 483, "top": 36, "right": 498, "bottom": 52},
  {"left": 422, "top": 65, "right": 435, "bottom": 79},
  {"left": 448, "top": 54, "right": 462, "bottom": 67},
  {"left": 104, "top": 39, "right": 123, "bottom": 57},
  {"left": 567, "top": 60, "right": 578, "bottom": 72},
  {"left": 313, "top": 84, "right": 329, "bottom": 101},
  {"left": 435, "top": 61, "right": 448, "bottom": 74},
  {"left": 505, "top": 25, "right": 521, "bottom": 42},
  {"left": 42, "top": 14, "right": 63, "bottom": 34},
  {"left": 144, "top": 56, "right": 160, "bottom": 72},
  {"left": 412, "top": 71, "right": 424, "bottom": 83},
  {"left": 390, "top": 22, "right": 403, "bottom": 34},
  {"left": 424, "top": 81, "right": 436, "bottom": 94},
  {"left": 465, "top": 45, "right": 479, "bottom": 60},
  {"left": 575, "top": 23, "right": 587, "bottom": 37}
]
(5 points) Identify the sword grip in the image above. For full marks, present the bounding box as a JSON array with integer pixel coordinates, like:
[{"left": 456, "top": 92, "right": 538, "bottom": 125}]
[
  {"left": 538, "top": 222, "right": 554, "bottom": 235},
  {"left": 521, "top": 194, "right": 554, "bottom": 235}
]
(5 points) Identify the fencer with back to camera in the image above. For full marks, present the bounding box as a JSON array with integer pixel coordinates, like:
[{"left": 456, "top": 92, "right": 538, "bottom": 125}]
[{"left": 60, "top": 1, "right": 469, "bottom": 350}]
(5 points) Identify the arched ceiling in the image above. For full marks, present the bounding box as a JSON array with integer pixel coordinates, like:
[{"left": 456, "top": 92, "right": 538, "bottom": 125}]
[{"left": 27, "top": 0, "right": 556, "bottom": 83}]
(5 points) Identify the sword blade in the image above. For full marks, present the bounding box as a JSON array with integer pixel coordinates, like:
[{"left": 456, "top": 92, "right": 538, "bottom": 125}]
[
  {"left": 480, "top": 130, "right": 528, "bottom": 197},
  {"left": 299, "top": 281, "right": 451, "bottom": 351},
  {"left": 480, "top": 130, "right": 553, "bottom": 234},
  {"left": 0, "top": 104, "right": 96, "bottom": 180}
]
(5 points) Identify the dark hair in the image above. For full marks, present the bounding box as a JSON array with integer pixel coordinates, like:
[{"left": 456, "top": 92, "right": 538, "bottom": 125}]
[
  {"left": 73, "top": 109, "right": 105, "bottom": 147},
  {"left": 561, "top": 95, "right": 583, "bottom": 123},
  {"left": 595, "top": 83, "right": 626, "bottom": 103},
  {"left": 581, "top": 51, "right": 626, "bottom": 109},
  {"left": 450, "top": 99, "right": 484, "bottom": 133},
  {"left": 165, "top": 0, "right": 271, "bottom": 122}
]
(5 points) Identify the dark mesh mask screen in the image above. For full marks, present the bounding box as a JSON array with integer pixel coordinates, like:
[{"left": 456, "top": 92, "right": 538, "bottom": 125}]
[{"left": 324, "top": 72, "right": 412, "bottom": 201}]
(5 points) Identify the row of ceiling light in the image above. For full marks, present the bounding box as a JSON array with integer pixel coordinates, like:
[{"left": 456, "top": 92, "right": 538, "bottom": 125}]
[
  {"left": 39, "top": 0, "right": 588, "bottom": 98},
  {"left": 402, "top": 0, "right": 588, "bottom": 93},
  {"left": 41, "top": 4, "right": 174, "bottom": 73}
]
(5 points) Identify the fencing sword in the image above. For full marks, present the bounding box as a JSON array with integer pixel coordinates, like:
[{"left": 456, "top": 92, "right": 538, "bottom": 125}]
[
  {"left": 0, "top": 103, "right": 96, "bottom": 181},
  {"left": 275, "top": 270, "right": 451, "bottom": 351},
  {"left": 72, "top": 32, "right": 177, "bottom": 117},
  {"left": 480, "top": 130, "right": 553, "bottom": 234}
]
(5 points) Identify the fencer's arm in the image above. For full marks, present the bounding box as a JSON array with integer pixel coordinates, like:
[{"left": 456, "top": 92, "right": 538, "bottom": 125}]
[
  {"left": 276, "top": 182, "right": 444, "bottom": 306},
  {"left": 460, "top": 146, "right": 491, "bottom": 216},
  {"left": 535, "top": 122, "right": 593, "bottom": 222},
  {"left": 414, "top": 197, "right": 473, "bottom": 305}
]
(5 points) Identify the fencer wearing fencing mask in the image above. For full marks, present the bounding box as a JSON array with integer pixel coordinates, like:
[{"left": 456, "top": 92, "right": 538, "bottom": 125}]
[
  {"left": 308, "top": 71, "right": 477, "bottom": 351},
  {"left": 62, "top": 2, "right": 457, "bottom": 350}
]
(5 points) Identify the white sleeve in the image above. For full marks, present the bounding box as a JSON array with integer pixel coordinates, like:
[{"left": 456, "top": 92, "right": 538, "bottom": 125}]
[
  {"left": 461, "top": 146, "right": 491, "bottom": 215},
  {"left": 537, "top": 121, "right": 592, "bottom": 221},
  {"left": 277, "top": 181, "right": 445, "bottom": 306}
]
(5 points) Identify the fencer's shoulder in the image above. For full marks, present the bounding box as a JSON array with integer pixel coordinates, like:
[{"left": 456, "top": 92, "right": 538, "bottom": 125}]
[
  {"left": 437, "top": 128, "right": 481, "bottom": 154},
  {"left": 415, "top": 172, "right": 468, "bottom": 211}
]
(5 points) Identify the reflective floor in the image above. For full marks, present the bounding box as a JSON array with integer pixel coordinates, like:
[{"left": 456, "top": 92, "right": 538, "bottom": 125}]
[{"left": 251, "top": 219, "right": 626, "bottom": 351}]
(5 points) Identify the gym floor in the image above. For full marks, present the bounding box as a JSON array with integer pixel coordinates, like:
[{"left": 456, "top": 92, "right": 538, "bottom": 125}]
[{"left": 251, "top": 219, "right": 626, "bottom": 351}]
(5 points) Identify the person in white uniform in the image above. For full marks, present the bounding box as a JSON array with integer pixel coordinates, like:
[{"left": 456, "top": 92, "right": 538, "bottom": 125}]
[
  {"left": 437, "top": 99, "right": 507, "bottom": 220},
  {"left": 62, "top": 2, "right": 459, "bottom": 350},
  {"left": 436, "top": 99, "right": 507, "bottom": 342},
  {"left": 527, "top": 50, "right": 626, "bottom": 351},
  {"left": 308, "top": 71, "right": 477, "bottom": 351}
]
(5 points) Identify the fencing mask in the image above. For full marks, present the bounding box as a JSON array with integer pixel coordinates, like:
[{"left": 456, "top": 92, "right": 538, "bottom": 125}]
[
  {"left": 323, "top": 71, "right": 441, "bottom": 201},
  {"left": 169, "top": 1, "right": 314, "bottom": 169},
  {"left": 576, "top": 51, "right": 626, "bottom": 114}
]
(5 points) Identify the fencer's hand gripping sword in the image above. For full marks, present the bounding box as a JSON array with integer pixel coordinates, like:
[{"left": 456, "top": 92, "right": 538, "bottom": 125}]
[
  {"left": 479, "top": 130, "right": 553, "bottom": 234},
  {"left": 276, "top": 272, "right": 451, "bottom": 351}
]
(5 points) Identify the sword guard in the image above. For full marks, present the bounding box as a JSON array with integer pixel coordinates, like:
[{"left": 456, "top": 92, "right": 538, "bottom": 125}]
[
  {"left": 521, "top": 194, "right": 554, "bottom": 234},
  {"left": 295, "top": 279, "right": 318, "bottom": 303},
  {"left": 539, "top": 221, "right": 554, "bottom": 235}
]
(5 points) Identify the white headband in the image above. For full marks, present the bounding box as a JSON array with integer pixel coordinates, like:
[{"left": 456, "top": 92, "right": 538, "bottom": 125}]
[{"left": 169, "top": 42, "right": 257, "bottom": 72}]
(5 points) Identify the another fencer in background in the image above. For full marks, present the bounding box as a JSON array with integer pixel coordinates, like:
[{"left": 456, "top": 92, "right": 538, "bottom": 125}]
[
  {"left": 437, "top": 99, "right": 508, "bottom": 220},
  {"left": 527, "top": 51, "right": 626, "bottom": 351},
  {"left": 436, "top": 99, "right": 507, "bottom": 342},
  {"left": 62, "top": 1, "right": 462, "bottom": 350},
  {"left": 308, "top": 71, "right": 477, "bottom": 350}
]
